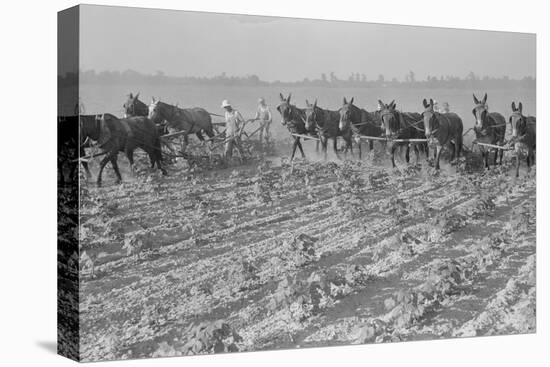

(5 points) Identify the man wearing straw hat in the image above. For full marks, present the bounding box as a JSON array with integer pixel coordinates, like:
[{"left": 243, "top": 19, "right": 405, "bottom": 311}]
[
  {"left": 253, "top": 97, "right": 272, "bottom": 145},
  {"left": 221, "top": 99, "right": 246, "bottom": 161}
]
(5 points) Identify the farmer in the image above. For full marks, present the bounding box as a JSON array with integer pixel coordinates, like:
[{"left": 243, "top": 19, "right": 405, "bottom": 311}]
[
  {"left": 221, "top": 99, "right": 246, "bottom": 161},
  {"left": 253, "top": 97, "right": 272, "bottom": 144}
]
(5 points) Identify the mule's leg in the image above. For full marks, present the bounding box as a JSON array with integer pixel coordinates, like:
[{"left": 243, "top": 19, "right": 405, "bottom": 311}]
[
  {"left": 322, "top": 137, "right": 328, "bottom": 160},
  {"left": 390, "top": 144, "right": 398, "bottom": 168},
  {"left": 290, "top": 138, "right": 298, "bottom": 161},
  {"left": 527, "top": 148, "right": 534, "bottom": 176},
  {"left": 484, "top": 150, "right": 490, "bottom": 170},
  {"left": 515, "top": 148, "right": 521, "bottom": 178},
  {"left": 297, "top": 139, "right": 306, "bottom": 159},
  {"left": 110, "top": 156, "right": 122, "bottom": 184},
  {"left": 414, "top": 144, "right": 420, "bottom": 164},
  {"left": 358, "top": 139, "right": 362, "bottom": 160},
  {"left": 448, "top": 142, "right": 456, "bottom": 162},
  {"left": 499, "top": 147, "right": 504, "bottom": 165},
  {"left": 155, "top": 151, "right": 167, "bottom": 175},
  {"left": 97, "top": 153, "right": 114, "bottom": 186},
  {"left": 333, "top": 137, "right": 340, "bottom": 160},
  {"left": 456, "top": 138, "right": 462, "bottom": 161},
  {"left": 425, "top": 143, "right": 430, "bottom": 162},
  {"left": 405, "top": 145, "right": 411, "bottom": 163},
  {"left": 125, "top": 147, "right": 135, "bottom": 174},
  {"left": 435, "top": 145, "right": 443, "bottom": 170}
]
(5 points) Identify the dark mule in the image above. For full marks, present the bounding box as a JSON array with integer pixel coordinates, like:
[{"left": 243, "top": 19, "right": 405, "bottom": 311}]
[
  {"left": 422, "top": 98, "right": 464, "bottom": 169},
  {"left": 124, "top": 93, "right": 168, "bottom": 136},
  {"left": 123, "top": 92, "right": 148, "bottom": 117},
  {"left": 80, "top": 113, "right": 166, "bottom": 185},
  {"left": 58, "top": 115, "right": 98, "bottom": 183},
  {"left": 379, "top": 100, "right": 427, "bottom": 168},
  {"left": 304, "top": 99, "right": 341, "bottom": 159},
  {"left": 357, "top": 108, "right": 385, "bottom": 154},
  {"left": 78, "top": 114, "right": 106, "bottom": 178},
  {"left": 472, "top": 93, "right": 507, "bottom": 169},
  {"left": 277, "top": 93, "right": 314, "bottom": 160},
  {"left": 58, "top": 115, "right": 80, "bottom": 185},
  {"left": 148, "top": 98, "right": 215, "bottom": 147},
  {"left": 337, "top": 97, "right": 364, "bottom": 158},
  {"left": 509, "top": 102, "right": 536, "bottom": 177}
]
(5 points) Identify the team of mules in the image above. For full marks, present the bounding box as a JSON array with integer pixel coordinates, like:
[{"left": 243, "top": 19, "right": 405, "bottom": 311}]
[
  {"left": 67, "top": 91, "right": 536, "bottom": 185},
  {"left": 79, "top": 113, "right": 166, "bottom": 185},
  {"left": 277, "top": 92, "right": 535, "bottom": 176}
]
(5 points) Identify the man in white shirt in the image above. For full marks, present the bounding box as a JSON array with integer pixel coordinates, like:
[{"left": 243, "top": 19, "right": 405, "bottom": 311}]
[
  {"left": 221, "top": 99, "right": 245, "bottom": 160},
  {"left": 254, "top": 97, "right": 272, "bottom": 145}
]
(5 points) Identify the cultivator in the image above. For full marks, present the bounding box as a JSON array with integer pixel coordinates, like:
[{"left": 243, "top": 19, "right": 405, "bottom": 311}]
[{"left": 159, "top": 119, "right": 263, "bottom": 168}]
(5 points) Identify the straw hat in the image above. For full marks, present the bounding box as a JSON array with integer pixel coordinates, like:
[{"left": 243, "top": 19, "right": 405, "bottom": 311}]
[
  {"left": 258, "top": 97, "right": 265, "bottom": 104},
  {"left": 221, "top": 99, "right": 232, "bottom": 108}
]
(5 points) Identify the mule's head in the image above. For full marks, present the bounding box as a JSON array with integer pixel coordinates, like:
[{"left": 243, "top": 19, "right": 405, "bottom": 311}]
[
  {"left": 304, "top": 99, "right": 318, "bottom": 131},
  {"left": 422, "top": 98, "right": 437, "bottom": 137},
  {"left": 148, "top": 97, "right": 163, "bottom": 124},
  {"left": 123, "top": 92, "right": 142, "bottom": 118},
  {"left": 79, "top": 114, "right": 102, "bottom": 143},
  {"left": 378, "top": 99, "right": 397, "bottom": 137},
  {"left": 472, "top": 93, "right": 489, "bottom": 129},
  {"left": 510, "top": 101, "right": 526, "bottom": 138},
  {"left": 276, "top": 93, "right": 293, "bottom": 125},
  {"left": 339, "top": 97, "right": 355, "bottom": 130}
]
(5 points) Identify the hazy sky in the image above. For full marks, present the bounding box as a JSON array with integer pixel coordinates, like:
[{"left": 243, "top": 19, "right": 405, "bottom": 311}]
[{"left": 79, "top": 5, "right": 535, "bottom": 82}]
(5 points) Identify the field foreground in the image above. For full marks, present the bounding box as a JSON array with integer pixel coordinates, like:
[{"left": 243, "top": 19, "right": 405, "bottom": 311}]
[{"left": 75, "top": 151, "right": 536, "bottom": 361}]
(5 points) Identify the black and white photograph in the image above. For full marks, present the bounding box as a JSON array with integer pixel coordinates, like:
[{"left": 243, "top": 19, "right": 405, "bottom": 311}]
[{"left": 53, "top": 2, "right": 539, "bottom": 364}]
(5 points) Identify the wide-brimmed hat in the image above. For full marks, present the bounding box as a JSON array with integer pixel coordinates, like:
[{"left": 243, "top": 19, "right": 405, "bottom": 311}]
[
  {"left": 258, "top": 97, "right": 265, "bottom": 104},
  {"left": 221, "top": 99, "right": 232, "bottom": 108}
]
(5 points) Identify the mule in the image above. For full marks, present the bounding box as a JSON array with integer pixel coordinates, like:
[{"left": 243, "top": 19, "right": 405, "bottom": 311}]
[
  {"left": 337, "top": 97, "right": 364, "bottom": 158},
  {"left": 58, "top": 115, "right": 80, "bottom": 185},
  {"left": 379, "top": 100, "right": 427, "bottom": 168},
  {"left": 277, "top": 93, "right": 315, "bottom": 160},
  {"left": 304, "top": 99, "right": 341, "bottom": 160},
  {"left": 472, "top": 93, "right": 506, "bottom": 169},
  {"left": 123, "top": 92, "right": 148, "bottom": 117},
  {"left": 80, "top": 113, "right": 166, "bottom": 185},
  {"left": 509, "top": 102, "right": 536, "bottom": 177},
  {"left": 148, "top": 98, "right": 215, "bottom": 147},
  {"left": 357, "top": 108, "right": 385, "bottom": 154},
  {"left": 78, "top": 114, "right": 106, "bottom": 178},
  {"left": 422, "top": 98, "right": 464, "bottom": 170}
]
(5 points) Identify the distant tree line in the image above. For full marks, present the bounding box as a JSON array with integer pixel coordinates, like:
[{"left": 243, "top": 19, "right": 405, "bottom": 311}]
[{"left": 63, "top": 69, "right": 535, "bottom": 89}]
